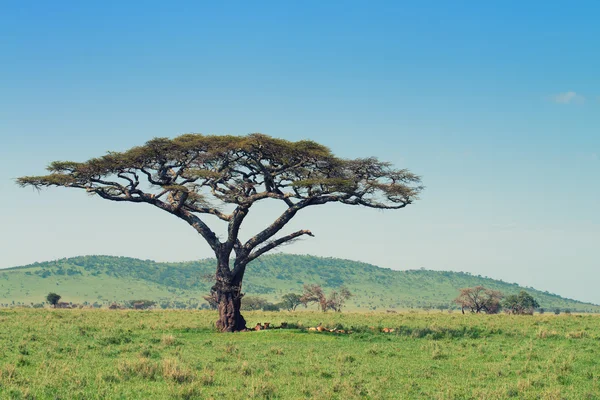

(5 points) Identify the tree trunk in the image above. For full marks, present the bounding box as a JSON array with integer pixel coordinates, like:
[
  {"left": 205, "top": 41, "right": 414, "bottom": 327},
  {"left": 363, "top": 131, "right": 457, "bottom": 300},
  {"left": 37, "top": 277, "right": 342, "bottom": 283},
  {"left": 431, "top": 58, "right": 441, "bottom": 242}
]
[
  {"left": 212, "top": 259, "right": 247, "bottom": 332},
  {"left": 214, "top": 284, "right": 246, "bottom": 332}
]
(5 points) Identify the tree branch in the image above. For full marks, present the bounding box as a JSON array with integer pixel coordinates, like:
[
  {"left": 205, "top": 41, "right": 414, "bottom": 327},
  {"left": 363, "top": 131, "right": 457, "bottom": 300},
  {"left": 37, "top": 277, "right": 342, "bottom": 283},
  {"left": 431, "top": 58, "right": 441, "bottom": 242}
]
[
  {"left": 223, "top": 205, "right": 249, "bottom": 257},
  {"left": 243, "top": 203, "right": 304, "bottom": 251},
  {"left": 17, "top": 133, "right": 423, "bottom": 274},
  {"left": 247, "top": 229, "right": 314, "bottom": 262}
]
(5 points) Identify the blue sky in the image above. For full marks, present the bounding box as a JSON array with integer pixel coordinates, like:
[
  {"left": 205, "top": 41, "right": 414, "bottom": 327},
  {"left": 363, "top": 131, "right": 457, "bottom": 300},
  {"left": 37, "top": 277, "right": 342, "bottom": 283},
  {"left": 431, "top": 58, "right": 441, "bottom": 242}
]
[{"left": 1, "top": 1, "right": 599, "bottom": 302}]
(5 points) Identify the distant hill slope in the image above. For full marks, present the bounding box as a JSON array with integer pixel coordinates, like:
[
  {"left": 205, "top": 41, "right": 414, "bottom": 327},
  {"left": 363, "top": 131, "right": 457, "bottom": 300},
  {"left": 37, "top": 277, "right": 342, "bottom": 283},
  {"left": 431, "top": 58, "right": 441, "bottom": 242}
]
[{"left": 1, "top": 254, "right": 597, "bottom": 312}]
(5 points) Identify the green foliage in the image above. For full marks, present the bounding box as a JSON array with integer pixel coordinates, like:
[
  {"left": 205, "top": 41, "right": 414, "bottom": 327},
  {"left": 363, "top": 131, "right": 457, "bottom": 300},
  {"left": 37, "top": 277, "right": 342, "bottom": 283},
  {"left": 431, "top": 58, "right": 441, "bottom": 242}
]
[
  {"left": 502, "top": 291, "right": 540, "bottom": 315},
  {"left": 261, "top": 303, "right": 280, "bottom": 312},
  {"left": 17, "top": 133, "right": 422, "bottom": 211},
  {"left": 241, "top": 296, "right": 268, "bottom": 311},
  {"left": 279, "top": 293, "right": 303, "bottom": 311},
  {"left": 46, "top": 292, "right": 61, "bottom": 307}
]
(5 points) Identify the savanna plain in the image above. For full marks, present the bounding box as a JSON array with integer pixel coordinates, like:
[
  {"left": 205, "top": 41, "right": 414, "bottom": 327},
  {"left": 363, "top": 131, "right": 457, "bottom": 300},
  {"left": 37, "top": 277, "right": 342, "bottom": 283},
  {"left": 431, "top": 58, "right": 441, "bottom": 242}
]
[{"left": 1, "top": 309, "right": 599, "bottom": 399}]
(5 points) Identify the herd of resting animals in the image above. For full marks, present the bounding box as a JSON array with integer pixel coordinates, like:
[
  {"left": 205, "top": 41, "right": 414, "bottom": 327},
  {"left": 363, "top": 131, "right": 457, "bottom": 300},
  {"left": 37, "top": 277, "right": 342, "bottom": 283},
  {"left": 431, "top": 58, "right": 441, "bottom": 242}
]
[{"left": 249, "top": 322, "right": 396, "bottom": 334}]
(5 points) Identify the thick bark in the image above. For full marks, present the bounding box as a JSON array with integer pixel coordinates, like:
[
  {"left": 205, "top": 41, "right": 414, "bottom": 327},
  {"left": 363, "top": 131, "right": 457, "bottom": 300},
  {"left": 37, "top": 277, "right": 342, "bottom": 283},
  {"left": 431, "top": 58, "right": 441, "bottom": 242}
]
[
  {"left": 214, "top": 285, "right": 246, "bottom": 332},
  {"left": 212, "top": 258, "right": 247, "bottom": 332}
]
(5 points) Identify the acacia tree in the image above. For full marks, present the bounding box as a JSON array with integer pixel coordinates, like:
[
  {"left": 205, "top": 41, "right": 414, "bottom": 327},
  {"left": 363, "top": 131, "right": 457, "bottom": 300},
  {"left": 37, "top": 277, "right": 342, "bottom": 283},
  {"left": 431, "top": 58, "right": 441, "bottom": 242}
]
[
  {"left": 46, "top": 292, "right": 61, "bottom": 308},
  {"left": 279, "top": 293, "right": 303, "bottom": 311},
  {"left": 454, "top": 286, "right": 503, "bottom": 314},
  {"left": 502, "top": 291, "right": 539, "bottom": 315},
  {"left": 18, "top": 133, "right": 422, "bottom": 331},
  {"left": 300, "top": 284, "right": 352, "bottom": 312},
  {"left": 241, "top": 296, "right": 268, "bottom": 311},
  {"left": 326, "top": 286, "right": 352, "bottom": 312},
  {"left": 300, "top": 284, "right": 328, "bottom": 312}
]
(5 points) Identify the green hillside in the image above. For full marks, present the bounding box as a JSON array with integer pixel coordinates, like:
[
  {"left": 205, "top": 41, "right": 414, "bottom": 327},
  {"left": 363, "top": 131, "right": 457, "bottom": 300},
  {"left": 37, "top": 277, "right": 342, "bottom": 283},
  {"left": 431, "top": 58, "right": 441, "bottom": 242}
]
[{"left": 0, "top": 254, "right": 597, "bottom": 312}]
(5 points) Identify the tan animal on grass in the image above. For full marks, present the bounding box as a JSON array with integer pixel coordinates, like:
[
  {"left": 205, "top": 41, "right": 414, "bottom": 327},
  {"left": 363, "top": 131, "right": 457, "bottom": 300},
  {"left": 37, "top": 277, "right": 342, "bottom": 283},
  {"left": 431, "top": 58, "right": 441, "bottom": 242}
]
[
  {"left": 263, "top": 323, "right": 270, "bottom": 329},
  {"left": 308, "top": 327, "right": 317, "bottom": 332},
  {"left": 254, "top": 323, "right": 264, "bottom": 331}
]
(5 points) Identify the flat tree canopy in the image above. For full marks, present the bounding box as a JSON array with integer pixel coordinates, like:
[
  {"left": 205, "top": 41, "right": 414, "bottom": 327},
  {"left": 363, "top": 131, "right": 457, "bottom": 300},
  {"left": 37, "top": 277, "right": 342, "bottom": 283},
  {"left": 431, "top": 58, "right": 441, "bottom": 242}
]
[{"left": 19, "top": 133, "right": 423, "bottom": 331}]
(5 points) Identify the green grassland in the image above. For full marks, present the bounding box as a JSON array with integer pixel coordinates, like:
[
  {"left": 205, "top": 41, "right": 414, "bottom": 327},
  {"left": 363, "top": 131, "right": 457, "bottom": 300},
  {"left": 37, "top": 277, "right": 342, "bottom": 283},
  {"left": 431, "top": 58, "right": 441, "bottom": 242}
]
[
  {"left": 1, "top": 309, "right": 600, "bottom": 399},
  {"left": 0, "top": 254, "right": 597, "bottom": 312}
]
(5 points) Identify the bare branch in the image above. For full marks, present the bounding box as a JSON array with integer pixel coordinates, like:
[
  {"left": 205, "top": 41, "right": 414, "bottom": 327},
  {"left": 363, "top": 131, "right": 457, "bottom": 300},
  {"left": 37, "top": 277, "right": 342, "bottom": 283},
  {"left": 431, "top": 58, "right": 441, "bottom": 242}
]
[{"left": 247, "top": 229, "right": 314, "bottom": 262}]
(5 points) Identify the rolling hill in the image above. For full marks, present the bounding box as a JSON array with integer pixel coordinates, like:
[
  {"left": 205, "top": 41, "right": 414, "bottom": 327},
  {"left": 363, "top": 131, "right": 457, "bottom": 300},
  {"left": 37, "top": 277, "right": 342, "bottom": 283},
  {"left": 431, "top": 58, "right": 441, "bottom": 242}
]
[{"left": 0, "top": 254, "right": 597, "bottom": 312}]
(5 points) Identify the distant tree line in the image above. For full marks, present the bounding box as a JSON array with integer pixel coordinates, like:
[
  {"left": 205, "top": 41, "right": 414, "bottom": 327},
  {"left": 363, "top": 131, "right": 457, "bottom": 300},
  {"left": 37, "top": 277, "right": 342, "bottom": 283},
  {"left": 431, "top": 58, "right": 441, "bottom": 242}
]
[
  {"left": 201, "top": 284, "right": 353, "bottom": 313},
  {"left": 0, "top": 285, "right": 587, "bottom": 316},
  {"left": 454, "top": 286, "right": 541, "bottom": 315}
]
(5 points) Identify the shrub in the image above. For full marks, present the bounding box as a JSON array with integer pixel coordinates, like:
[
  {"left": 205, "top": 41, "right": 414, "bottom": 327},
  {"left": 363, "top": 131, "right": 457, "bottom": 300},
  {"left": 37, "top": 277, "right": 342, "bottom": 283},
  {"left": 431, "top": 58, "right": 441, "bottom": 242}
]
[
  {"left": 118, "top": 358, "right": 160, "bottom": 380},
  {"left": 162, "top": 359, "right": 194, "bottom": 383},
  {"left": 241, "top": 296, "right": 268, "bottom": 311},
  {"left": 262, "top": 303, "right": 280, "bottom": 312},
  {"left": 127, "top": 300, "right": 156, "bottom": 309},
  {"left": 502, "top": 291, "right": 539, "bottom": 315}
]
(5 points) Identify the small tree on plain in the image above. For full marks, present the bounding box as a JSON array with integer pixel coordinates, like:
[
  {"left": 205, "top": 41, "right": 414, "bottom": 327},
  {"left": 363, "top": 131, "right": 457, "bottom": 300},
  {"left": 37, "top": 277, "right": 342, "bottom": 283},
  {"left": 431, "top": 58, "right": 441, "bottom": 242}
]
[
  {"left": 502, "top": 291, "right": 539, "bottom": 315},
  {"left": 326, "top": 286, "right": 352, "bottom": 312},
  {"left": 241, "top": 296, "right": 269, "bottom": 311},
  {"left": 46, "top": 292, "right": 61, "bottom": 308},
  {"left": 300, "top": 284, "right": 328, "bottom": 312},
  {"left": 300, "top": 284, "right": 352, "bottom": 312},
  {"left": 454, "top": 286, "right": 503, "bottom": 314},
  {"left": 279, "top": 293, "right": 303, "bottom": 311}
]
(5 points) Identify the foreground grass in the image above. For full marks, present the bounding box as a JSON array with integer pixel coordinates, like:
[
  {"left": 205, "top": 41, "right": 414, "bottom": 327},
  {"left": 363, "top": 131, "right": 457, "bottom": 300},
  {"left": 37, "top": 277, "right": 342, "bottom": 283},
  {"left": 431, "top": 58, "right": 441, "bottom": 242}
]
[{"left": 1, "top": 310, "right": 600, "bottom": 399}]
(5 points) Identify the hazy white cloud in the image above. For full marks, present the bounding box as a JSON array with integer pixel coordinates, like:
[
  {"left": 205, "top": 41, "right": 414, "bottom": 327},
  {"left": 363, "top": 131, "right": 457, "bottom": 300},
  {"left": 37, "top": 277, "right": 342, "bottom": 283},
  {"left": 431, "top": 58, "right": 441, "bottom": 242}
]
[{"left": 548, "top": 91, "right": 585, "bottom": 104}]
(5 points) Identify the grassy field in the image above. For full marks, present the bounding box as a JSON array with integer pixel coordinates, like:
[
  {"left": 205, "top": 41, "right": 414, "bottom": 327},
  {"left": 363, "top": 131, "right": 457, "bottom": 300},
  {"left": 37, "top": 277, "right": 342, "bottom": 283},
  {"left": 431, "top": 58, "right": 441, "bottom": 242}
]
[{"left": 1, "top": 309, "right": 600, "bottom": 399}]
